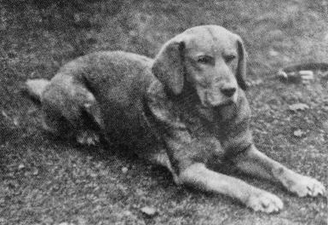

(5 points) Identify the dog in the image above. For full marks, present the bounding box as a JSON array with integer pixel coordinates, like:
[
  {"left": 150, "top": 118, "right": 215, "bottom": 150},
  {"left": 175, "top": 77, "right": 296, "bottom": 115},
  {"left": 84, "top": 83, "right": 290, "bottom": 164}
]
[{"left": 25, "top": 25, "right": 325, "bottom": 213}]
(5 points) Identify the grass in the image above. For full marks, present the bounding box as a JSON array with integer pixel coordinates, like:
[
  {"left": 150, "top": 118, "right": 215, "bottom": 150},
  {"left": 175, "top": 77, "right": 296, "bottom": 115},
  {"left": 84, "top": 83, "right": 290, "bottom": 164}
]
[{"left": 0, "top": 0, "right": 327, "bottom": 224}]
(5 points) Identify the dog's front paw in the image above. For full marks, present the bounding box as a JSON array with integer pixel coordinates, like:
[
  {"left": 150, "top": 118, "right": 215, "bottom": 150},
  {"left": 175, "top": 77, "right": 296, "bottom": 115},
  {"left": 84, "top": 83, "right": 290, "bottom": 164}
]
[
  {"left": 246, "top": 190, "right": 283, "bottom": 213},
  {"left": 288, "top": 175, "right": 326, "bottom": 197},
  {"left": 76, "top": 131, "right": 99, "bottom": 146}
]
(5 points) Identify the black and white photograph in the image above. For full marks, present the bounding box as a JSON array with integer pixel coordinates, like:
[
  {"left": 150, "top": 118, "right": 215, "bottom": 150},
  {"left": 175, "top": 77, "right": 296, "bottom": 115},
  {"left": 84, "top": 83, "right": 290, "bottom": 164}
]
[{"left": 0, "top": 0, "right": 327, "bottom": 224}]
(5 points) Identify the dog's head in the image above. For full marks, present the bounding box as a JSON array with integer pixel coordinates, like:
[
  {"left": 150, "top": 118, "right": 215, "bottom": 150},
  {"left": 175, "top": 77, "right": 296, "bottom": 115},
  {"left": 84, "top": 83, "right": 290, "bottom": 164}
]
[{"left": 152, "top": 25, "right": 247, "bottom": 108}]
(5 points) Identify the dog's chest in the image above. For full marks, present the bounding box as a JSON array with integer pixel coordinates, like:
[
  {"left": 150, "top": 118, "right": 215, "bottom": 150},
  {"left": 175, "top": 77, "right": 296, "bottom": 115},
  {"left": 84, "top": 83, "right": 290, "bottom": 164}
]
[
  {"left": 178, "top": 106, "right": 226, "bottom": 160},
  {"left": 181, "top": 110, "right": 213, "bottom": 138}
]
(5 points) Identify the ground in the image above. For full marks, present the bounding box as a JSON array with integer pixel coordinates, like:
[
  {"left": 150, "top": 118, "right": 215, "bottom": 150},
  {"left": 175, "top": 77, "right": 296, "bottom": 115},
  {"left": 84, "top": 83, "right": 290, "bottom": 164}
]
[{"left": 0, "top": 1, "right": 327, "bottom": 224}]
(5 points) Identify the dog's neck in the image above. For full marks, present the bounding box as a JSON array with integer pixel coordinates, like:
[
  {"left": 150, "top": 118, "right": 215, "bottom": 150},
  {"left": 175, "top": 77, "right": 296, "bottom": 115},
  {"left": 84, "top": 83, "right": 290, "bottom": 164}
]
[{"left": 171, "top": 84, "right": 200, "bottom": 107}]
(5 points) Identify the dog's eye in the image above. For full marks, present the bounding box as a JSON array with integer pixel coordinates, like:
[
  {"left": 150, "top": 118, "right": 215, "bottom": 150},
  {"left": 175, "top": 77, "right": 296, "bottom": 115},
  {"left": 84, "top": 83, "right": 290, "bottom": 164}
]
[
  {"left": 197, "top": 55, "right": 214, "bottom": 65},
  {"left": 225, "top": 55, "right": 236, "bottom": 63}
]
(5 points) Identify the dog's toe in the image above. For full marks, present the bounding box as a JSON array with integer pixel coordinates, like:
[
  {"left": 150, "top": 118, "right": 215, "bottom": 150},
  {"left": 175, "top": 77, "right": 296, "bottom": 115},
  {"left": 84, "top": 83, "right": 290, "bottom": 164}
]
[
  {"left": 76, "top": 130, "right": 99, "bottom": 146},
  {"left": 288, "top": 175, "right": 326, "bottom": 197},
  {"left": 247, "top": 190, "right": 283, "bottom": 214}
]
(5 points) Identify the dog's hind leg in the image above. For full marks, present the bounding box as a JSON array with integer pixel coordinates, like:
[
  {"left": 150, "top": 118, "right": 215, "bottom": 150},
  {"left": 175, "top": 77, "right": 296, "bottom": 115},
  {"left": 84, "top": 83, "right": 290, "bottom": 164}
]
[
  {"left": 24, "top": 79, "right": 50, "bottom": 104},
  {"left": 24, "top": 79, "right": 68, "bottom": 135},
  {"left": 39, "top": 75, "right": 103, "bottom": 145}
]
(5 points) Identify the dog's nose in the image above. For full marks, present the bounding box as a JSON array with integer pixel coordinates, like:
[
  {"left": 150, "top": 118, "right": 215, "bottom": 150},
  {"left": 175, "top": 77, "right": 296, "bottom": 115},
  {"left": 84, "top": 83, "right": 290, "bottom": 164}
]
[{"left": 221, "top": 87, "right": 236, "bottom": 97}]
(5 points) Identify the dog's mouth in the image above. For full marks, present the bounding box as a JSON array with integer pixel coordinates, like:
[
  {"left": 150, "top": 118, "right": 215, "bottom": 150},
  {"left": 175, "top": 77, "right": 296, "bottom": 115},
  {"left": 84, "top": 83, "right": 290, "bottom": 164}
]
[
  {"left": 195, "top": 87, "right": 238, "bottom": 108},
  {"left": 202, "top": 98, "right": 235, "bottom": 108},
  {"left": 217, "top": 99, "right": 235, "bottom": 107}
]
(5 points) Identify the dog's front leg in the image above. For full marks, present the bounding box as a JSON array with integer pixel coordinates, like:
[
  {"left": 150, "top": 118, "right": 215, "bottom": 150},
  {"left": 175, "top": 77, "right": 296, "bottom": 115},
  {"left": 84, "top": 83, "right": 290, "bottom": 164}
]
[
  {"left": 178, "top": 163, "right": 283, "bottom": 213},
  {"left": 233, "top": 145, "right": 326, "bottom": 197}
]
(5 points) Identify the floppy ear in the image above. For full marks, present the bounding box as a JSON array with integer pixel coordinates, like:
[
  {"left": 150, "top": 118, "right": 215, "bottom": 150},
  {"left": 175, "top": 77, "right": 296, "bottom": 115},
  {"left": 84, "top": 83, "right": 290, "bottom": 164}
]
[
  {"left": 152, "top": 37, "right": 186, "bottom": 95},
  {"left": 236, "top": 37, "right": 248, "bottom": 90}
]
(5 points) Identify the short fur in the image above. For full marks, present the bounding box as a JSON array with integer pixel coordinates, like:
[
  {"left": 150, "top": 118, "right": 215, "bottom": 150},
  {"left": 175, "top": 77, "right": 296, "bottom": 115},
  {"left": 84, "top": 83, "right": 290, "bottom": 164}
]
[{"left": 25, "top": 25, "right": 325, "bottom": 213}]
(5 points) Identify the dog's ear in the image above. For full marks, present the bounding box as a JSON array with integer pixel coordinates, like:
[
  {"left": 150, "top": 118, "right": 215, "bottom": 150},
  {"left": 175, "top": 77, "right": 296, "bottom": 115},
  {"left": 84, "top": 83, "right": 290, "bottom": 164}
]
[
  {"left": 236, "top": 37, "right": 248, "bottom": 90},
  {"left": 152, "top": 37, "right": 186, "bottom": 95}
]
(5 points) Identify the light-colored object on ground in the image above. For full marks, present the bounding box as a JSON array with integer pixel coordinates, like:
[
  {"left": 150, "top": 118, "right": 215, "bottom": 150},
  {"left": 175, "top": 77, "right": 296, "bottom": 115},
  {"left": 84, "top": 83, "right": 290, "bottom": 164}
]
[
  {"left": 277, "top": 62, "right": 328, "bottom": 84},
  {"left": 277, "top": 69, "right": 314, "bottom": 84},
  {"left": 299, "top": 70, "right": 314, "bottom": 83},
  {"left": 25, "top": 25, "right": 325, "bottom": 214},
  {"left": 298, "top": 70, "right": 314, "bottom": 78},
  {"left": 140, "top": 206, "right": 157, "bottom": 217}
]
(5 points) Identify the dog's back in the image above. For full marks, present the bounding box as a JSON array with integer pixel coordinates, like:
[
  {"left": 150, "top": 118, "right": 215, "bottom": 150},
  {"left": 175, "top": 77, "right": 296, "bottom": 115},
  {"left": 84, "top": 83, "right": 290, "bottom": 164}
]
[{"left": 25, "top": 51, "right": 161, "bottom": 151}]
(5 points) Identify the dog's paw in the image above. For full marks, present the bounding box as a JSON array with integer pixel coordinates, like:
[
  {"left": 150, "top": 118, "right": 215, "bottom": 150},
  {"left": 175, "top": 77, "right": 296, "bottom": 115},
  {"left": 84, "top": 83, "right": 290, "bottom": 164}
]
[
  {"left": 246, "top": 190, "right": 283, "bottom": 213},
  {"left": 76, "top": 131, "right": 99, "bottom": 146},
  {"left": 288, "top": 175, "right": 326, "bottom": 197}
]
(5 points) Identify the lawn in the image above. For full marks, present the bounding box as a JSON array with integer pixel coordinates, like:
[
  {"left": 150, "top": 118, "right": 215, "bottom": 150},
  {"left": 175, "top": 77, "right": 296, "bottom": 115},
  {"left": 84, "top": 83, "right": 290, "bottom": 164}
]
[{"left": 0, "top": 0, "right": 327, "bottom": 224}]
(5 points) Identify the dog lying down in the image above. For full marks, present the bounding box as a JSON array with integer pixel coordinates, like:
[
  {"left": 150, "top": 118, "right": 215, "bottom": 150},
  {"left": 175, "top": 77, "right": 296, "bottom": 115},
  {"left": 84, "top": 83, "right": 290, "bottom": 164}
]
[{"left": 25, "top": 25, "right": 325, "bottom": 213}]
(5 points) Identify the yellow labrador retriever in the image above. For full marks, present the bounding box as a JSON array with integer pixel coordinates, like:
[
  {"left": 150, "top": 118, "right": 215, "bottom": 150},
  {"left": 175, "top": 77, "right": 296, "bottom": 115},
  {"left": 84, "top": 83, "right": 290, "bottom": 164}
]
[{"left": 25, "top": 25, "right": 325, "bottom": 213}]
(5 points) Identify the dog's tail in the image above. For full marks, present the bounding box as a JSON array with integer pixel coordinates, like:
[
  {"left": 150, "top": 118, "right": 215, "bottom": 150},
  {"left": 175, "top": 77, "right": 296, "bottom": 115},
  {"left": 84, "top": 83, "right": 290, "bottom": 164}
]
[{"left": 23, "top": 79, "right": 50, "bottom": 104}]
